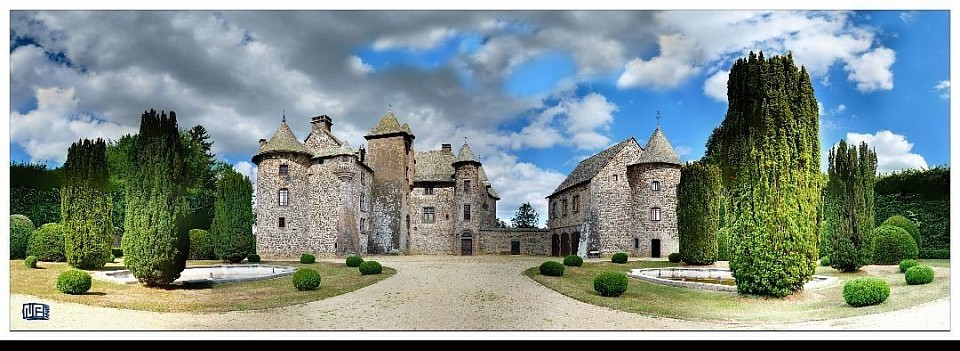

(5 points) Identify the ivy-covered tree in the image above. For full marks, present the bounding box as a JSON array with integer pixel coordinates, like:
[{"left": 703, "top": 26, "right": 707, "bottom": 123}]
[
  {"left": 511, "top": 202, "right": 540, "bottom": 228},
  {"left": 121, "top": 109, "right": 190, "bottom": 286},
  {"left": 61, "top": 138, "right": 114, "bottom": 269},
  {"left": 822, "top": 140, "right": 877, "bottom": 272},
  {"left": 211, "top": 168, "right": 255, "bottom": 263},
  {"left": 706, "top": 52, "right": 822, "bottom": 297},
  {"left": 677, "top": 161, "right": 721, "bottom": 265}
]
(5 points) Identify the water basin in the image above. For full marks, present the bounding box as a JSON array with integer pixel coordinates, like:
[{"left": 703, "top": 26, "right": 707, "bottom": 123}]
[
  {"left": 95, "top": 264, "right": 297, "bottom": 286},
  {"left": 628, "top": 267, "right": 836, "bottom": 292}
]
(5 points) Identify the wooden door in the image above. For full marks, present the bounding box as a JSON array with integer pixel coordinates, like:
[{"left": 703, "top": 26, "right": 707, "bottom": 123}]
[
  {"left": 461, "top": 239, "right": 473, "bottom": 256},
  {"left": 651, "top": 239, "right": 661, "bottom": 258}
]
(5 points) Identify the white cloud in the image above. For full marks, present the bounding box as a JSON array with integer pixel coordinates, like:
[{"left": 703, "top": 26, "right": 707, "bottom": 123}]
[
  {"left": 836, "top": 104, "right": 846, "bottom": 113},
  {"left": 900, "top": 11, "right": 916, "bottom": 23},
  {"left": 481, "top": 153, "right": 567, "bottom": 228},
  {"left": 846, "top": 130, "right": 928, "bottom": 173},
  {"left": 675, "top": 145, "right": 693, "bottom": 157},
  {"left": 233, "top": 160, "right": 258, "bottom": 185},
  {"left": 348, "top": 55, "right": 374, "bottom": 75},
  {"left": 504, "top": 93, "right": 618, "bottom": 151},
  {"left": 934, "top": 80, "right": 950, "bottom": 99},
  {"left": 703, "top": 70, "right": 729, "bottom": 102},
  {"left": 843, "top": 47, "right": 895, "bottom": 92},
  {"left": 372, "top": 27, "right": 457, "bottom": 51},
  {"left": 617, "top": 34, "right": 701, "bottom": 89}
]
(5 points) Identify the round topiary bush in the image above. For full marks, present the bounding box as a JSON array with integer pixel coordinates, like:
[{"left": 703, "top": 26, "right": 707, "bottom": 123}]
[
  {"left": 57, "top": 269, "right": 92, "bottom": 295},
  {"left": 842, "top": 277, "right": 890, "bottom": 307},
  {"left": 899, "top": 259, "right": 919, "bottom": 273},
  {"left": 247, "top": 254, "right": 261, "bottom": 263},
  {"left": 292, "top": 268, "right": 321, "bottom": 291},
  {"left": 539, "top": 261, "right": 565, "bottom": 276},
  {"left": 300, "top": 253, "right": 316, "bottom": 264},
  {"left": 593, "top": 271, "right": 629, "bottom": 297},
  {"left": 188, "top": 229, "right": 216, "bottom": 260},
  {"left": 668, "top": 253, "right": 681, "bottom": 263},
  {"left": 873, "top": 225, "right": 919, "bottom": 265},
  {"left": 28, "top": 223, "right": 66, "bottom": 262},
  {"left": 359, "top": 261, "right": 383, "bottom": 275},
  {"left": 882, "top": 215, "right": 921, "bottom": 248},
  {"left": 345, "top": 255, "right": 364, "bottom": 267},
  {"left": 905, "top": 265, "right": 934, "bottom": 285},
  {"left": 24, "top": 256, "right": 38, "bottom": 268},
  {"left": 10, "top": 214, "right": 35, "bottom": 259},
  {"left": 611, "top": 252, "right": 628, "bottom": 264},
  {"left": 563, "top": 255, "right": 583, "bottom": 267},
  {"left": 820, "top": 256, "right": 831, "bottom": 267}
]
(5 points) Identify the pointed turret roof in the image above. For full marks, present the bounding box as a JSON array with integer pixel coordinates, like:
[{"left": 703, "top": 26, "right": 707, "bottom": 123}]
[
  {"left": 253, "top": 120, "right": 313, "bottom": 163},
  {"left": 401, "top": 123, "right": 412, "bottom": 135},
  {"left": 631, "top": 127, "right": 681, "bottom": 166},
  {"left": 366, "top": 110, "right": 414, "bottom": 139},
  {"left": 478, "top": 166, "right": 490, "bottom": 185},
  {"left": 454, "top": 142, "right": 479, "bottom": 165}
]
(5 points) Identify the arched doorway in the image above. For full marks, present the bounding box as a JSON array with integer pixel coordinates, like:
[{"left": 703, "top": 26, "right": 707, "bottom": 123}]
[
  {"left": 551, "top": 234, "right": 560, "bottom": 256},
  {"left": 560, "top": 233, "right": 570, "bottom": 256},
  {"left": 571, "top": 232, "right": 580, "bottom": 256},
  {"left": 461, "top": 232, "right": 473, "bottom": 256}
]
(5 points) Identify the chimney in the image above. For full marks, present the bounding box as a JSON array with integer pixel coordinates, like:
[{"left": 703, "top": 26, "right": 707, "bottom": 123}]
[
  {"left": 258, "top": 139, "right": 267, "bottom": 148},
  {"left": 358, "top": 145, "right": 366, "bottom": 163},
  {"left": 311, "top": 115, "right": 333, "bottom": 133},
  {"left": 441, "top": 143, "right": 452, "bottom": 154}
]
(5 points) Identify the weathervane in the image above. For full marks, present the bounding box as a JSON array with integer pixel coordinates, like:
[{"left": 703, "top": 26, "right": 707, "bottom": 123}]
[
  {"left": 463, "top": 136, "right": 468, "bottom": 145},
  {"left": 656, "top": 110, "right": 661, "bottom": 127},
  {"left": 282, "top": 108, "right": 286, "bottom": 123}
]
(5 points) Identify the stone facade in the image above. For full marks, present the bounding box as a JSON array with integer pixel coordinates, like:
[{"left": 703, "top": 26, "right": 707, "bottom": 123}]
[{"left": 478, "top": 228, "right": 552, "bottom": 255}]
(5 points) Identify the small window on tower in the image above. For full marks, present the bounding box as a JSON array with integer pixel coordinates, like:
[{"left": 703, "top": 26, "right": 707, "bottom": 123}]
[
  {"left": 278, "top": 188, "right": 289, "bottom": 206},
  {"left": 562, "top": 198, "right": 568, "bottom": 217},
  {"left": 423, "top": 207, "right": 436, "bottom": 223},
  {"left": 650, "top": 207, "right": 662, "bottom": 221},
  {"left": 360, "top": 218, "right": 366, "bottom": 232},
  {"left": 279, "top": 164, "right": 289, "bottom": 176},
  {"left": 613, "top": 174, "right": 618, "bottom": 182},
  {"left": 424, "top": 186, "right": 434, "bottom": 195},
  {"left": 651, "top": 181, "right": 661, "bottom": 191},
  {"left": 464, "top": 180, "right": 472, "bottom": 194},
  {"left": 360, "top": 193, "right": 366, "bottom": 212},
  {"left": 463, "top": 204, "right": 472, "bottom": 221},
  {"left": 278, "top": 217, "right": 286, "bottom": 228}
]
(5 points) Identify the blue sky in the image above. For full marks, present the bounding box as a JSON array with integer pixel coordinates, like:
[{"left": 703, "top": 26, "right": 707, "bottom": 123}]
[{"left": 7, "top": 10, "right": 952, "bottom": 223}]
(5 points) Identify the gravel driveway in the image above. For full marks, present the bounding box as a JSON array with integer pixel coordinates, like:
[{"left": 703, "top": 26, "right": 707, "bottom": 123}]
[{"left": 9, "top": 255, "right": 950, "bottom": 331}]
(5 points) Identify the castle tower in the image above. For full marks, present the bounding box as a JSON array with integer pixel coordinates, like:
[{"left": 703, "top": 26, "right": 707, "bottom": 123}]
[
  {"left": 626, "top": 126, "right": 682, "bottom": 258},
  {"left": 252, "top": 118, "right": 314, "bottom": 259},
  {"left": 330, "top": 141, "right": 363, "bottom": 255},
  {"left": 452, "top": 141, "right": 482, "bottom": 255},
  {"left": 364, "top": 110, "right": 415, "bottom": 254}
]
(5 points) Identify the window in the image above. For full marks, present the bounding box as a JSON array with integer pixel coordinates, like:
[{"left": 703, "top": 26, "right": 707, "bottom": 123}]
[
  {"left": 572, "top": 195, "right": 580, "bottom": 213},
  {"left": 424, "top": 186, "right": 434, "bottom": 195},
  {"left": 463, "top": 204, "right": 472, "bottom": 221},
  {"left": 360, "top": 172, "right": 365, "bottom": 185},
  {"left": 279, "top": 164, "right": 289, "bottom": 176},
  {"left": 360, "top": 218, "right": 365, "bottom": 232},
  {"left": 423, "top": 207, "right": 436, "bottom": 223},
  {"left": 613, "top": 174, "right": 618, "bottom": 182},
  {"left": 278, "top": 188, "right": 289, "bottom": 206},
  {"left": 562, "top": 198, "right": 568, "bottom": 217},
  {"left": 552, "top": 201, "right": 557, "bottom": 218},
  {"left": 650, "top": 207, "right": 662, "bottom": 221},
  {"left": 359, "top": 193, "right": 366, "bottom": 212},
  {"left": 464, "top": 180, "right": 472, "bottom": 194},
  {"left": 634, "top": 238, "right": 640, "bottom": 249},
  {"left": 651, "top": 180, "right": 661, "bottom": 191},
  {"left": 278, "top": 217, "right": 286, "bottom": 228}
]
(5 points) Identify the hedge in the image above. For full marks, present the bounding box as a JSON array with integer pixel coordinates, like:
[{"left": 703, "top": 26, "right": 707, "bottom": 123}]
[
  {"left": 919, "top": 248, "right": 949, "bottom": 259},
  {"left": 188, "top": 229, "right": 216, "bottom": 260},
  {"left": 904, "top": 266, "right": 934, "bottom": 285},
  {"left": 873, "top": 225, "right": 919, "bottom": 265},
  {"left": 668, "top": 253, "right": 681, "bottom": 263},
  {"left": 10, "top": 214, "right": 35, "bottom": 259},
  {"left": 539, "top": 261, "right": 565, "bottom": 276},
  {"left": 57, "top": 269, "right": 93, "bottom": 295},
  {"left": 716, "top": 228, "right": 731, "bottom": 261},
  {"left": 247, "top": 254, "right": 261, "bottom": 263},
  {"left": 881, "top": 215, "right": 921, "bottom": 249},
  {"left": 300, "top": 253, "right": 316, "bottom": 264},
  {"left": 875, "top": 193, "right": 948, "bottom": 251},
  {"left": 563, "top": 255, "right": 583, "bottom": 267},
  {"left": 611, "top": 252, "right": 628, "bottom": 264},
  {"left": 28, "top": 223, "right": 66, "bottom": 262},
  {"left": 593, "top": 271, "right": 629, "bottom": 297},
  {"left": 842, "top": 277, "right": 890, "bottom": 307}
]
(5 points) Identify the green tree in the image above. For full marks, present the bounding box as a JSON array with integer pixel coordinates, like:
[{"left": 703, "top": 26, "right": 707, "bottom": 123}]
[
  {"left": 706, "top": 52, "right": 822, "bottom": 297},
  {"left": 511, "top": 202, "right": 540, "bottom": 228},
  {"left": 677, "top": 161, "right": 721, "bottom": 265},
  {"left": 121, "top": 109, "right": 190, "bottom": 286},
  {"left": 211, "top": 168, "right": 255, "bottom": 263},
  {"left": 822, "top": 140, "right": 877, "bottom": 272},
  {"left": 106, "top": 134, "right": 137, "bottom": 239},
  {"left": 61, "top": 138, "right": 114, "bottom": 269}
]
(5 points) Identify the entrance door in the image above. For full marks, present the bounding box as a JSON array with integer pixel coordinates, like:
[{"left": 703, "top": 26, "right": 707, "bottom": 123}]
[
  {"left": 571, "top": 232, "right": 580, "bottom": 256},
  {"left": 651, "top": 239, "right": 661, "bottom": 258},
  {"left": 461, "top": 239, "right": 473, "bottom": 255},
  {"left": 511, "top": 240, "right": 520, "bottom": 255},
  {"left": 560, "top": 233, "right": 570, "bottom": 256},
  {"left": 551, "top": 234, "right": 560, "bottom": 256}
]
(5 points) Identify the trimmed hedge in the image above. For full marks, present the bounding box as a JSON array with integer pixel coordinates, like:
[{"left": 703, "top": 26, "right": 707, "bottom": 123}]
[
  {"left": 188, "top": 229, "right": 216, "bottom": 260},
  {"left": 873, "top": 225, "right": 919, "bottom": 265},
  {"left": 247, "top": 254, "right": 261, "bottom": 263},
  {"left": 28, "top": 223, "right": 66, "bottom": 262},
  {"left": 882, "top": 215, "right": 921, "bottom": 248},
  {"left": 677, "top": 160, "right": 721, "bottom": 265},
  {"left": 292, "top": 268, "right": 321, "bottom": 291},
  {"left": 563, "top": 255, "right": 583, "bottom": 267},
  {"left": 919, "top": 248, "right": 949, "bottom": 259},
  {"left": 668, "top": 253, "right": 681, "bottom": 263},
  {"left": 905, "top": 266, "right": 934, "bottom": 285},
  {"left": 716, "top": 227, "right": 731, "bottom": 261},
  {"left": 359, "top": 261, "right": 383, "bottom": 275},
  {"left": 820, "top": 256, "right": 831, "bottom": 267},
  {"left": 57, "top": 269, "right": 92, "bottom": 295},
  {"left": 300, "top": 253, "right": 316, "bottom": 264},
  {"left": 539, "top": 261, "right": 565, "bottom": 276},
  {"left": 10, "top": 214, "right": 35, "bottom": 259},
  {"left": 611, "top": 252, "right": 628, "bottom": 264},
  {"left": 345, "top": 255, "right": 364, "bottom": 267},
  {"left": 843, "top": 277, "right": 890, "bottom": 307},
  {"left": 593, "top": 271, "right": 629, "bottom": 297},
  {"left": 25, "top": 256, "right": 38, "bottom": 268},
  {"left": 898, "top": 259, "right": 919, "bottom": 273}
]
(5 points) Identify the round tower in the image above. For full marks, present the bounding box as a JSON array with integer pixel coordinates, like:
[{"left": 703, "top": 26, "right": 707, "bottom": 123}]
[
  {"left": 452, "top": 141, "right": 482, "bottom": 255},
  {"left": 626, "top": 126, "right": 682, "bottom": 258}
]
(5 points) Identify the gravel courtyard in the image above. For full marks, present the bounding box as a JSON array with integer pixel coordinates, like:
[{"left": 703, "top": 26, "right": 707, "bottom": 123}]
[{"left": 9, "top": 255, "right": 950, "bottom": 331}]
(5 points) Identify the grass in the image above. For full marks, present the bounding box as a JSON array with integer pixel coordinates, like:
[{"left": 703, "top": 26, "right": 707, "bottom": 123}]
[
  {"left": 525, "top": 259, "right": 950, "bottom": 323},
  {"left": 11, "top": 258, "right": 395, "bottom": 312}
]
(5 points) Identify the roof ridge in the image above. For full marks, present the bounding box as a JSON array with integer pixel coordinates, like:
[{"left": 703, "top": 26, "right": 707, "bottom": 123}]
[{"left": 549, "top": 137, "right": 637, "bottom": 196}]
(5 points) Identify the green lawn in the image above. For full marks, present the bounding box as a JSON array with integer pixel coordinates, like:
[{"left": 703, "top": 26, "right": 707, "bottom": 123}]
[
  {"left": 11, "top": 259, "right": 395, "bottom": 312},
  {"left": 525, "top": 259, "right": 950, "bottom": 323}
]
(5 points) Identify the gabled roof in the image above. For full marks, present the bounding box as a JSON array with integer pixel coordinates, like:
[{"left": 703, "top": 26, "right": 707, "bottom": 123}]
[
  {"left": 630, "top": 127, "right": 681, "bottom": 166},
  {"left": 549, "top": 138, "right": 638, "bottom": 197},
  {"left": 253, "top": 121, "right": 313, "bottom": 162},
  {"left": 414, "top": 149, "right": 455, "bottom": 182},
  {"left": 314, "top": 140, "right": 355, "bottom": 159},
  {"left": 454, "top": 142, "right": 479, "bottom": 164},
  {"left": 477, "top": 166, "right": 490, "bottom": 185},
  {"left": 487, "top": 186, "right": 500, "bottom": 200}
]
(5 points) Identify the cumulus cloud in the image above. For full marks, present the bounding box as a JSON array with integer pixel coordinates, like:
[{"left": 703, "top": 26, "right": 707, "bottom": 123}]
[
  {"left": 846, "top": 130, "right": 928, "bottom": 173},
  {"left": 843, "top": 47, "right": 896, "bottom": 92},
  {"left": 372, "top": 27, "right": 457, "bottom": 51},
  {"left": 617, "top": 34, "right": 701, "bottom": 89},
  {"left": 480, "top": 153, "right": 567, "bottom": 227},
  {"left": 703, "top": 70, "right": 729, "bottom": 102},
  {"left": 348, "top": 55, "right": 374, "bottom": 75},
  {"left": 504, "top": 93, "right": 618, "bottom": 151},
  {"left": 934, "top": 80, "right": 950, "bottom": 99}
]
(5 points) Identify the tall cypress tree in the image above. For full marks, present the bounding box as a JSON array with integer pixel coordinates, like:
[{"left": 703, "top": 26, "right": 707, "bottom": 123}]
[
  {"left": 823, "top": 140, "right": 877, "bottom": 271},
  {"left": 122, "top": 109, "right": 190, "bottom": 286},
  {"left": 61, "top": 138, "right": 114, "bottom": 269},
  {"left": 678, "top": 161, "right": 721, "bottom": 265},
  {"left": 211, "top": 168, "right": 255, "bottom": 263},
  {"left": 707, "top": 52, "right": 822, "bottom": 297}
]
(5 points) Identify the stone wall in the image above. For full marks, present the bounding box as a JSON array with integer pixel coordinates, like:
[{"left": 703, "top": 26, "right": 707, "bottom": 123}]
[
  {"left": 478, "top": 228, "right": 551, "bottom": 255},
  {"left": 306, "top": 155, "right": 372, "bottom": 258},
  {"left": 255, "top": 153, "right": 314, "bottom": 259},
  {"left": 365, "top": 134, "right": 412, "bottom": 254},
  {"left": 594, "top": 142, "right": 642, "bottom": 256},
  {"left": 409, "top": 183, "right": 457, "bottom": 254},
  {"left": 627, "top": 163, "right": 681, "bottom": 258}
]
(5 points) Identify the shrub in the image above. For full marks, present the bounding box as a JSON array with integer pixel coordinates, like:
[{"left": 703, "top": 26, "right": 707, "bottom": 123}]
[
  {"left": 112, "top": 247, "right": 123, "bottom": 258},
  {"left": 611, "top": 252, "right": 628, "bottom": 264},
  {"left": 563, "top": 255, "right": 583, "bottom": 267},
  {"left": 593, "top": 271, "right": 629, "bottom": 297},
  {"left": 10, "top": 214, "right": 35, "bottom": 259},
  {"left": 28, "top": 223, "right": 66, "bottom": 262},
  {"left": 919, "top": 248, "right": 949, "bottom": 259},
  {"left": 300, "top": 253, "right": 316, "bottom": 264},
  {"left": 24, "top": 256, "right": 38, "bottom": 268},
  {"left": 345, "top": 255, "right": 364, "bottom": 267},
  {"left": 359, "top": 261, "right": 383, "bottom": 275},
  {"left": 60, "top": 138, "right": 114, "bottom": 270},
  {"left": 843, "top": 277, "right": 890, "bottom": 307},
  {"left": 187, "top": 229, "right": 216, "bottom": 260},
  {"left": 668, "top": 253, "right": 681, "bottom": 263},
  {"left": 539, "top": 261, "right": 565, "bottom": 276},
  {"left": 292, "top": 268, "right": 321, "bottom": 291},
  {"left": 873, "top": 225, "right": 919, "bottom": 265},
  {"left": 677, "top": 161, "right": 721, "bottom": 265},
  {"left": 57, "top": 269, "right": 93, "bottom": 295},
  {"left": 247, "top": 254, "right": 261, "bottom": 263},
  {"left": 211, "top": 169, "right": 255, "bottom": 263},
  {"left": 109, "top": 253, "right": 115, "bottom": 263},
  {"left": 882, "top": 215, "right": 921, "bottom": 248},
  {"left": 898, "top": 259, "right": 919, "bottom": 273},
  {"left": 820, "top": 256, "right": 831, "bottom": 267},
  {"left": 905, "top": 266, "right": 934, "bottom": 285}
]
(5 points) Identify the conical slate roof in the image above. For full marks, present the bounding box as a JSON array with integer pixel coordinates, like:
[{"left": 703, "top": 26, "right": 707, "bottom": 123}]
[
  {"left": 454, "top": 142, "right": 479, "bottom": 164},
  {"left": 368, "top": 111, "right": 405, "bottom": 136},
  {"left": 478, "top": 165, "right": 490, "bottom": 185},
  {"left": 401, "top": 123, "right": 413, "bottom": 135},
  {"left": 631, "top": 127, "right": 681, "bottom": 166},
  {"left": 254, "top": 120, "right": 313, "bottom": 161}
]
